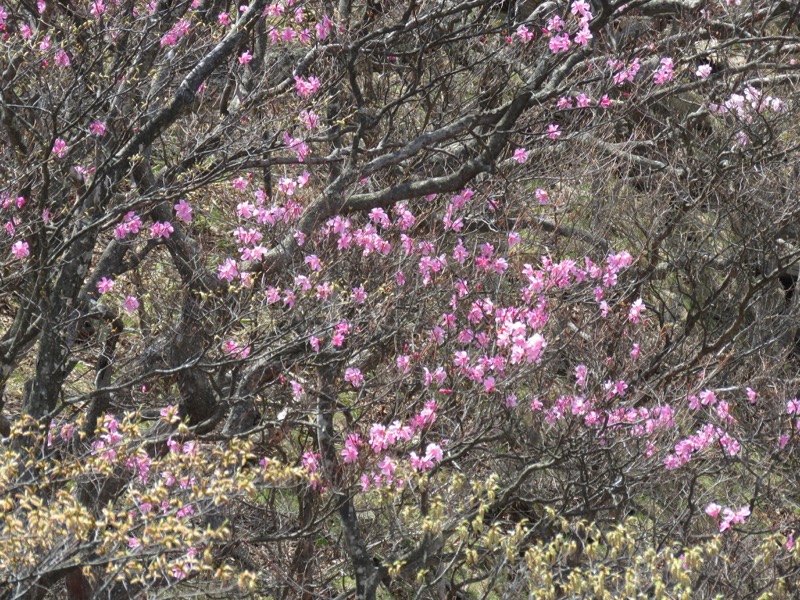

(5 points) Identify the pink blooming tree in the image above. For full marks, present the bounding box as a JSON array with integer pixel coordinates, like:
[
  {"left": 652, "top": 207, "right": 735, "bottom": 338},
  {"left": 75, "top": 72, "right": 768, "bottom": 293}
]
[{"left": 2, "top": 0, "right": 800, "bottom": 598}]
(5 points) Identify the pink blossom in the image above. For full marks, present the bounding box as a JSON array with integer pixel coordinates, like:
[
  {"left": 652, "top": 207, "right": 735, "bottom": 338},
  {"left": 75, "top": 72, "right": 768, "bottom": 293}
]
[
  {"left": 628, "top": 298, "right": 645, "bottom": 323},
  {"left": 425, "top": 442, "right": 443, "bottom": 462},
  {"left": 571, "top": 0, "right": 593, "bottom": 19},
  {"left": 54, "top": 49, "right": 70, "bottom": 67},
  {"left": 217, "top": 11, "right": 230, "bottom": 24},
  {"left": 696, "top": 64, "right": 712, "bottom": 79},
  {"left": 97, "top": 277, "right": 115, "bottom": 294},
  {"left": 547, "top": 15, "right": 565, "bottom": 32},
  {"left": 294, "top": 76, "right": 321, "bottom": 98},
  {"left": 735, "top": 131, "right": 750, "bottom": 146},
  {"left": 344, "top": 368, "right": 364, "bottom": 387},
  {"left": 217, "top": 258, "right": 239, "bottom": 281},
  {"left": 160, "top": 19, "right": 190, "bottom": 46},
  {"left": 535, "top": 188, "right": 549, "bottom": 204},
  {"left": 160, "top": 405, "right": 179, "bottom": 423},
  {"left": 52, "top": 138, "right": 68, "bottom": 158},
  {"left": 705, "top": 502, "right": 722, "bottom": 518},
  {"left": 172, "top": 199, "right": 193, "bottom": 222},
  {"left": 237, "top": 202, "right": 256, "bottom": 220},
  {"left": 162, "top": 470, "right": 176, "bottom": 486},
  {"left": 720, "top": 505, "right": 750, "bottom": 532},
  {"left": 315, "top": 14, "right": 333, "bottom": 40},
  {"left": 574, "top": 26, "right": 592, "bottom": 47},
  {"left": 575, "top": 364, "right": 588, "bottom": 387},
  {"left": 379, "top": 456, "right": 397, "bottom": 479},
  {"left": 409, "top": 451, "right": 433, "bottom": 472},
  {"left": 149, "top": 221, "right": 174, "bottom": 238},
  {"left": 223, "top": 341, "right": 250, "bottom": 359},
  {"left": 89, "top": 0, "right": 106, "bottom": 16},
  {"left": 283, "top": 132, "right": 310, "bottom": 161},
  {"left": 557, "top": 96, "right": 574, "bottom": 109},
  {"left": 369, "top": 207, "right": 391, "bottom": 228},
  {"left": 699, "top": 389, "right": 717, "bottom": 406},
  {"left": 11, "top": 240, "right": 30, "bottom": 259},
  {"left": 549, "top": 33, "right": 571, "bottom": 54},
  {"left": 653, "top": 57, "right": 675, "bottom": 85},
  {"left": 90, "top": 120, "right": 106, "bottom": 136},
  {"left": 114, "top": 212, "right": 142, "bottom": 239},
  {"left": 239, "top": 50, "right": 253, "bottom": 64},
  {"left": 341, "top": 434, "right": 361, "bottom": 463},
  {"left": 612, "top": 58, "right": 641, "bottom": 85},
  {"left": 452, "top": 351, "right": 468, "bottom": 369},
  {"left": 515, "top": 24, "right": 533, "bottom": 43},
  {"left": 281, "top": 27, "right": 297, "bottom": 43},
  {"left": 547, "top": 124, "right": 561, "bottom": 140},
  {"left": 299, "top": 109, "right": 320, "bottom": 129},
  {"left": 231, "top": 176, "right": 249, "bottom": 191},
  {"left": 513, "top": 147, "right": 529, "bottom": 163},
  {"left": 122, "top": 296, "right": 139, "bottom": 313},
  {"left": 720, "top": 434, "right": 740, "bottom": 456},
  {"left": 304, "top": 254, "right": 322, "bottom": 271}
]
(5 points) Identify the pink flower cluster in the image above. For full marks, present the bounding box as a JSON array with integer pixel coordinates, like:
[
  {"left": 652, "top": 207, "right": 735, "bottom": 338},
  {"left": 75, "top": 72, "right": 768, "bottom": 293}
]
[
  {"left": 174, "top": 199, "right": 193, "bottom": 222},
  {"left": 344, "top": 367, "right": 364, "bottom": 387},
  {"left": 335, "top": 402, "right": 444, "bottom": 491},
  {"left": 664, "top": 422, "right": 739, "bottom": 469},
  {"left": 11, "top": 240, "right": 29, "bottom": 259},
  {"left": 610, "top": 58, "right": 641, "bottom": 85},
  {"left": 557, "top": 92, "right": 607, "bottom": 109},
  {"left": 294, "top": 76, "right": 320, "bottom": 98},
  {"left": 341, "top": 433, "right": 364, "bottom": 463},
  {"left": 709, "top": 86, "right": 786, "bottom": 120},
  {"left": 52, "top": 138, "right": 68, "bottom": 158},
  {"left": 114, "top": 211, "right": 142, "bottom": 239},
  {"left": 97, "top": 277, "right": 115, "bottom": 294},
  {"left": 223, "top": 339, "right": 251, "bottom": 359},
  {"left": 705, "top": 503, "right": 751, "bottom": 532},
  {"left": 91, "top": 414, "right": 123, "bottom": 463},
  {"left": 545, "top": 1, "right": 593, "bottom": 54},
  {"left": 90, "top": 120, "right": 106, "bottom": 136},
  {"left": 409, "top": 442, "right": 444, "bottom": 472},
  {"left": 160, "top": 19, "right": 191, "bottom": 46},
  {"left": 283, "top": 132, "right": 310, "bottom": 161},
  {"left": 150, "top": 221, "right": 174, "bottom": 239},
  {"left": 653, "top": 57, "right": 675, "bottom": 85}
]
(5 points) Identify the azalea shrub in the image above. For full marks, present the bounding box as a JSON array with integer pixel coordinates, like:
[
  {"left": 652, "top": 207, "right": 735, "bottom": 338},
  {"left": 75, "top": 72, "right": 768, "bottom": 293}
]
[{"left": 1, "top": 0, "right": 800, "bottom": 597}]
